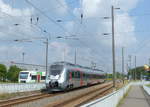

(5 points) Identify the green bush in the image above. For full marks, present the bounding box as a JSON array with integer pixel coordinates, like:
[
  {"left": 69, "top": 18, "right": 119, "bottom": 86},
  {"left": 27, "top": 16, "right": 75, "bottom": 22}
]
[
  {"left": 0, "top": 64, "right": 7, "bottom": 81},
  {"left": 7, "top": 65, "right": 22, "bottom": 82}
]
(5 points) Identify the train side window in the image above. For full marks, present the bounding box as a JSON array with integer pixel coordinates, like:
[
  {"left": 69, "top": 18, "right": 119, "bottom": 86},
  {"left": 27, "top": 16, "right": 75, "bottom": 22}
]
[
  {"left": 74, "top": 71, "right": 79, "bottom": 78},
  {"left": 31, "top": 75, "right": 37, "bottom": 80},
  {"left": 74, "top": 72, "right": 77, "bottom": 78},
  {"left": 82, "top": 73, "right": 85, "bottom": 78},
  {"left": 72, "top": 72, "right": 74, "bottom": 78},
  {"left": 78, "top": 72, "right": 80, "bottom": 78},
  {"left": 86, "top": 74, "right": 88, "bottom": 78},
  {"left": 41, "top": 76, "right": 45, "bottom": 80}
]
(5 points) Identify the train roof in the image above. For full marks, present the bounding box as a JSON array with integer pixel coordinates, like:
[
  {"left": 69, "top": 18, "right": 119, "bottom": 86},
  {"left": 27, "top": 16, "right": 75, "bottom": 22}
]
[{"left": 52, "top": 61, "right": 104, "bottom": 73}]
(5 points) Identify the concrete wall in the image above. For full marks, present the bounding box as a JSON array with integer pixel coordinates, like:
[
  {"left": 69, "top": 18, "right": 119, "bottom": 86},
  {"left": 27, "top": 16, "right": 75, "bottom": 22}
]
[
  {"left": 143, "top": 81, "right": 150, "bottom": 95},
  {"left": 82, "top": 83, "right": 131, "bottom": 107},
  {"left": 82, "top": 81, "right": 150, "bottom": 107},
  {"left": 0, "top": 83, "right": 45, "bottom": 94}
]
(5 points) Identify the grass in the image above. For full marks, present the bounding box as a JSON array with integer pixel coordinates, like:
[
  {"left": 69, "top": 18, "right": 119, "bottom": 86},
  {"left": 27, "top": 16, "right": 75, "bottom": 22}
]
[
  {"left": 106, "top": 78, "right": 112, "bottom": 81},
  {"left": 0, "top": 93, "right": 21, "bottom": 100},
  {"left": 146, "top": 84, "right": 150, "bottom": 87},
  {"left": 0, "top": 90, "right": 41, "bottom": 100},
  {"left": 0, "top": 81, "right": 18, "bottom": 84}
]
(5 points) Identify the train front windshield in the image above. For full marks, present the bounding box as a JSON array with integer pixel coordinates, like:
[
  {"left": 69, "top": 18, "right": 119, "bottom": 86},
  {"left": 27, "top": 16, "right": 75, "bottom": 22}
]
[
  {"left": 50, "top": 65, "right": 63, "bottom": 76},
  {"left": 20, "top": 72, "right": 29, "bottom": 79}
]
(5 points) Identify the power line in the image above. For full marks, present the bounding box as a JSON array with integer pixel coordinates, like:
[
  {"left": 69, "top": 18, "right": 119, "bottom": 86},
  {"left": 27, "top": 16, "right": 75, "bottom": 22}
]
[
  {"left": 0, "top": 10, "right": 53, "bottom": 39},
  {"left": 37, "top": 0, "right": 78, "bottom": 14},
  {"left": 134, "top": 38, "right": 150, "bottom": 54},
  {"left": 25, "top": 0, "right": 73, "bottom": 36},
  {"left": 55, "top": 0, "right": 103, "bottom": 41},
  {"left": 77, "top": 39, "right": 110, "bottom": 64}
]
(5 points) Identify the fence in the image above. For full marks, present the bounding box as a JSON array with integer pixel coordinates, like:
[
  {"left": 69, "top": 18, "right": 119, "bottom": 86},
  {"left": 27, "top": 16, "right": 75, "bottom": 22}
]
[{"left": 0, "top": 83, "right": 45, "bottom": 94}]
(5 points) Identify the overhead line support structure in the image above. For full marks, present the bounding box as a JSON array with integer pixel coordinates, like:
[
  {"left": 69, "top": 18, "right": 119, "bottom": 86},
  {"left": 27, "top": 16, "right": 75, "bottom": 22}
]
[
  {"left": 122, "top": 47, "right": 125, "bottom": 84},
  {"left": 45, "top": 38, "right": 49, "bottom": 79},
  {"left": 111, "top": 6, "right": 116, "bottom": 88}
]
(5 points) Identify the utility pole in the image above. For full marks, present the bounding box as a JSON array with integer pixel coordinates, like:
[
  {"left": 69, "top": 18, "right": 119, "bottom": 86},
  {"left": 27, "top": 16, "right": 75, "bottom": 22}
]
[
  {"left": 149, "top": 58, "right": 150, "bottom": 66},
  {"left": 22, "top": 52, "right": 25, "bottom": 63},
  {"left": 74, "top": 48, "right": 77, "bottom": 65},
  {"left": 135, "top": 56, "right": 137, "bottom": 80},
  {"left": 128, "top": 55, "right": 133, "bottom": 79},
  {"left": 126, "top": 63, "right": 129, "bottom": 79},
  {"left": 122, "top": 47, "right": 125, "bottom": 84},
  {"left": 111, "top": 6, "right": 116, "bottom": 88},
  {"left": 45, "top": 38, "right": 48, "bottom": 78}
]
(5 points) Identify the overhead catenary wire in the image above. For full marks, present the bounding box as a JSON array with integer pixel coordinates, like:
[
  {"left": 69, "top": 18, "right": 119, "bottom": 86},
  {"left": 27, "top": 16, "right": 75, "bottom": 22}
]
[
  {"left": 25, "top": 0, "right": 73, "bottom": 36},
  {"left": 55, "top": 0, "right": 103, "bottom": 39},
  {"left": 134, "top": 37, "right": 150, "bottom": 54},
  {"left": 0, "top": 9, "right": 54, "bottom": 39},
  {"left": 77, "top": 39, "right": 110, "bottom": 64},
  {"left": 37, "top": 0, "right": 78, "bottom": 14}
]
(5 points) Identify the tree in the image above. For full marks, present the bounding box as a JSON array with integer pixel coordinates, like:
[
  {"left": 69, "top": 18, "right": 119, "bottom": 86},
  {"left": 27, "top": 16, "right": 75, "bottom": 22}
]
[
  {"left": 7, "top": 65, "right": 22, "bottom": 82},
  {"left": 0, "top": 64, "right": 7, "bottom": 81}
]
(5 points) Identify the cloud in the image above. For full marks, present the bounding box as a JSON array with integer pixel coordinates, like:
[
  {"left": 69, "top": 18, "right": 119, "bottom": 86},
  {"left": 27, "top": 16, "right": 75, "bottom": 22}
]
[
  {"left": 0, "top": 0, "right": 37, "bottom": 40},
  {"left": 29, "top": 0, "right": 68, "bottom": 16},
  {"left": 0, "top": 45, "right": 23, "bottom": 62},
  {"left": 72, "top": 0, "right": 140, "bottom": 48},
  {"left": 49, "top": 41, "right": 71, "bottom": 63},
  {"left": 66, "top": 0, "right": 141, "bottom": 71},
  {"left": 116, "top": 0, "right": 140, "bottom": 12},
  {"left": 0, "top": 0, "right": 142, "bottom": 71}
]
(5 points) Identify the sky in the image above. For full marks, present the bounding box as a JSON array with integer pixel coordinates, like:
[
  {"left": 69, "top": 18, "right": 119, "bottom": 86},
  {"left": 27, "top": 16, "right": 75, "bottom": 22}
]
[{"left": 0, "top": 0, "right": 149, "bottom": 73}]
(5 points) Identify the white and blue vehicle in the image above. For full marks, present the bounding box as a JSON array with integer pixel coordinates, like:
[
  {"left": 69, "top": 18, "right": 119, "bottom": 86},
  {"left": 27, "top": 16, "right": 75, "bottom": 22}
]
[{"left": 19, "top": 71, "right": 46, "bottom": 83}]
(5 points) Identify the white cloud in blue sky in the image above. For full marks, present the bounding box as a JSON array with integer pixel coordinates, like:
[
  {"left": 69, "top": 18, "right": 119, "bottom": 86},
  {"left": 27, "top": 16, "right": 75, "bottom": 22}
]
[{"left": 0, "top": 0, "right": 147, "bottom": 73}]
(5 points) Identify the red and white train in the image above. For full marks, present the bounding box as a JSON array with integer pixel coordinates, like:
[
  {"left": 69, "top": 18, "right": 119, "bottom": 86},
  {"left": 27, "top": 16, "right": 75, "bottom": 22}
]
[{"left": 45, "top": 62, "right": 106, "bottom": 91}]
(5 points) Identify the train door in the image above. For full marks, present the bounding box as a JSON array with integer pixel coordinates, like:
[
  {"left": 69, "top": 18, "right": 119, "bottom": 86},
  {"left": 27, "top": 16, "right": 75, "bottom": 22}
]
[
  {"left": 71, "top": 71, "right": 76, "bottom": 87},
  {"left": 73, "top": 71, "right": 78, "bottom": 87},
  {"left": 80, "top": 72, "right": 83, "bottom": 86},
  {"left": 68, "top": 71, "right": 72, "bottom": 84},
  {"left": 37, "top": 74, "right": 40, "bottom": 82},
  {"left": 76, "top": 71, "right": 80, "bottom": 87}
]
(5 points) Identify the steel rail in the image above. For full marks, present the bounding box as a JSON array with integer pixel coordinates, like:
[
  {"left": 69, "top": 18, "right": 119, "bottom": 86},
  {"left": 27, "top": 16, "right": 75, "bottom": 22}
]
[
  {"left": 45, "top": 83, "right": 113, "bottom": 107},
  {"left": 0, "top": 93, "right": 58, "bottom": 107}
]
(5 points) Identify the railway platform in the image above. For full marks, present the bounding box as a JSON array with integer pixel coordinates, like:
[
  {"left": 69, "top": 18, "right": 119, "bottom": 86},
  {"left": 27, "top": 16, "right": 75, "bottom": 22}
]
[{"left": 119, "top": 85, "right": 150, "bottom": 107}]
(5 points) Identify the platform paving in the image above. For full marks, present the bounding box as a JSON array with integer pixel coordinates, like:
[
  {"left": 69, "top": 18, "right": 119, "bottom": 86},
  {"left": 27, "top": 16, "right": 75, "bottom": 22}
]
[{"left": 119, "top": 86, "right": 150, "bottom": 107}]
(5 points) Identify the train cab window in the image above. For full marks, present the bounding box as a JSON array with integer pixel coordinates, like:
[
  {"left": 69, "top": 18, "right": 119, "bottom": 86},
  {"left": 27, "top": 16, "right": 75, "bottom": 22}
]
[
  {"left": 31, "top": 75, "right": 37, "bottom": 80},
  {"left": 41, "top": 76, "right": 46, "bottom": 80},
  {"left": 50, "top": 65, "right": 63, "bottom": 76}
]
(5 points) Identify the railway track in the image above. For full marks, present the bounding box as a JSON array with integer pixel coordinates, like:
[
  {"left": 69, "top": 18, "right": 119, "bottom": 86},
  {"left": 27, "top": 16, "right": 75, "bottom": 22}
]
[
  {"left": 0, "top": 82, "right": 113, "bottom": 107},
  {"left": 0, "top": 93, "right": 57, "bottom": 107},
  {"left": 45, "top": 83, "right": 113, "bottom": 107}
]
